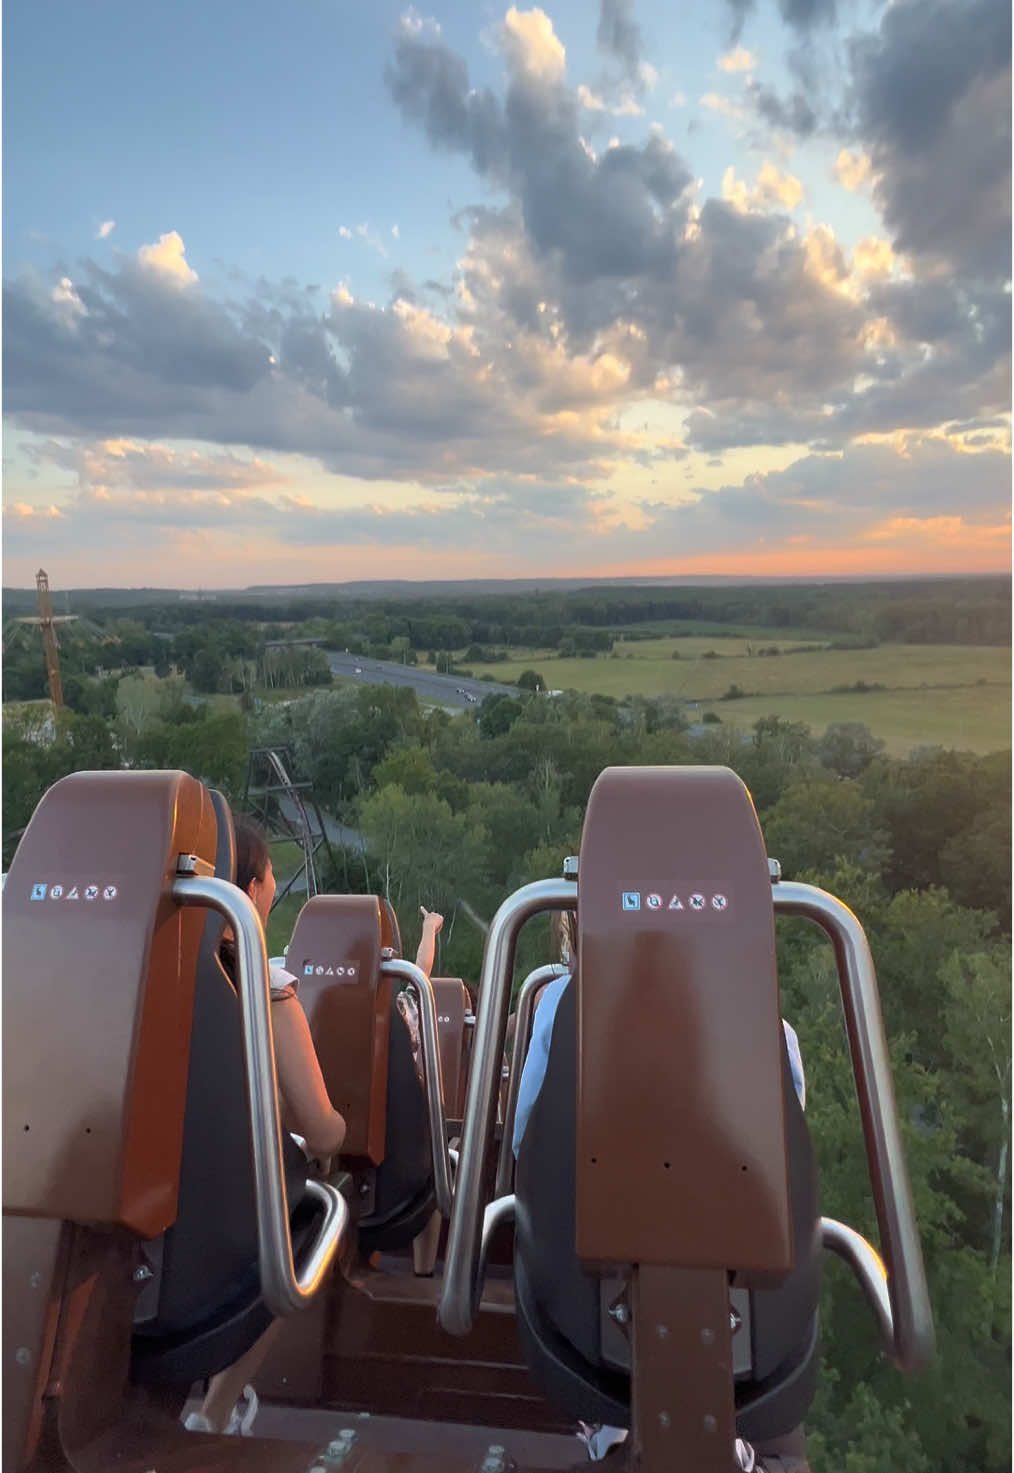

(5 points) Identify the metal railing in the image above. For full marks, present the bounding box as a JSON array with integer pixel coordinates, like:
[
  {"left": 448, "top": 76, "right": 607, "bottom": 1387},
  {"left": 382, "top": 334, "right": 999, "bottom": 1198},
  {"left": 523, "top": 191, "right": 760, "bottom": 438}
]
[
  {"left": 440, "top": 878, "right": 576, "bottom": 1335},
  {"left": 381, "top": 957, "right": 454, "bottom": 1219},
  {"left": 772, "top": 881, "right": 934, "bottom": 1372},
  {"left": 172, "top": 869, "right": 347, "bottom": 1317},
  {"left": 494, "top": 964, "right": 568, "bottom": 1199}
]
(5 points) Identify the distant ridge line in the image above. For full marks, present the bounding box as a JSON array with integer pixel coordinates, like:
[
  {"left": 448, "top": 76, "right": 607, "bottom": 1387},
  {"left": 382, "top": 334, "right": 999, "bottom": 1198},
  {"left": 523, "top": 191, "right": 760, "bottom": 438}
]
[{"left": 3, "top": 570, "right": 1008, "bottom": 604}]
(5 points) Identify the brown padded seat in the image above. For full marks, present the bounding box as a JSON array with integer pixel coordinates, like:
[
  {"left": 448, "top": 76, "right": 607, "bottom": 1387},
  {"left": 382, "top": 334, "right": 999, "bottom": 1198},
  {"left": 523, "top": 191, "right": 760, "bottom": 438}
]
[
  {"left": 3, "top": 769, "right": 217, "bottom": 1237},
  {"left": 287, "top": 895, "right": 434, "bottom": 1252},
  {"left": 512, "top": 767, "right": 822, "bottom": 1442},
  {"left": 131, "top": 790, "right": 320, "bottom": 1386},
  {"left": 431, "top": 977, "right": 472, "bottom": 1120},
  {"left": 514, "top": 977, "right": 821, "bottom": 1440}
]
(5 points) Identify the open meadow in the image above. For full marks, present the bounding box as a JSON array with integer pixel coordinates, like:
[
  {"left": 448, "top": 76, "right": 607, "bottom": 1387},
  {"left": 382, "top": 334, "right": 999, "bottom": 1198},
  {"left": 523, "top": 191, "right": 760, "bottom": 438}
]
[{"left": 458, "top": 640, "right": 1011, "bottom": 755}]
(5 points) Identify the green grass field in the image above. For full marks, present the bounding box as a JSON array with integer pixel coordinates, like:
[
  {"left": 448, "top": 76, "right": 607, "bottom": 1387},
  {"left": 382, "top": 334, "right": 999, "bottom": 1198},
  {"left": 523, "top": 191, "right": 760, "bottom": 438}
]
[
  {"left": 462, "top": 642, "right": 1011, "bottom": 755},
  {"left": 693, "top": 687, "right": 1011, "bottom": 757}
]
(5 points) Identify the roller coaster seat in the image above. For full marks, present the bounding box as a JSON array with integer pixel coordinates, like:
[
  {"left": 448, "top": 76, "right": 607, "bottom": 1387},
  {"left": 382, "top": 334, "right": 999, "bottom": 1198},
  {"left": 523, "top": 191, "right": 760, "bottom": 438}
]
[
  {"left": 514, "top": 979, "right": 821, "bottom": 1442},
  {"left": 431, "top": 976, "right": 473, "bottom": 1121},
  {"left": 131, "top": 788, "right": 320, "bottom": 1387},
  {"left": 512, "top": 766, "right": 822, "bottom": 1447},
  {"left": 287, "top": 895, "right": 434, "bottom": 1252}
]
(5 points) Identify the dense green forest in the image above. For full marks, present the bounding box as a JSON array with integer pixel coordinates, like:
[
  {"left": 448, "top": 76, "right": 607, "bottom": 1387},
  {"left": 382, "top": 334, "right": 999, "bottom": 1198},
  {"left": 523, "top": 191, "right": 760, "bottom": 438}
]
[{"left": 2, "top": 581, "right": 1010, "bottom": 1472}]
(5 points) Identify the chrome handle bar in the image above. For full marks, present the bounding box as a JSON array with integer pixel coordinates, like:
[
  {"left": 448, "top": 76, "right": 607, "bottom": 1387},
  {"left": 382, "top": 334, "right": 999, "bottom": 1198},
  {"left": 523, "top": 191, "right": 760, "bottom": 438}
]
[
  {"left": 172, "top": 873, "right": 347, "bottom": 1317},
  {"left": 772, "top": 881, "right": 934, "bottom": 1372},
  {"left": 494, "top": 964, "right": 569, "bottom": 1199},
  {"left": 440, "top": 879, "right": 576, "bottom": 1335},
  {"left": 821, "top": 1217, "right": 892, "bottom": 1350},
  {"left": 382, "top": 958, "right": 453, "bottom": 1219}
]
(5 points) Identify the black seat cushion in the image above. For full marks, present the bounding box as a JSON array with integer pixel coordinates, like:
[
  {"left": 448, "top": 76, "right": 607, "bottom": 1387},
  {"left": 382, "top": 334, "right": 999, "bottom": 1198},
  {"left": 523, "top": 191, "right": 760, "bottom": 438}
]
[
  {"left": 131, "top": 790, "right": 313, "bottom": 1381},
  {"left": 358, "top": 987, "right": 435, "bottom": 1252},
  {"left": 514, "top": 975, "right": 821, "bottom": 1438}
]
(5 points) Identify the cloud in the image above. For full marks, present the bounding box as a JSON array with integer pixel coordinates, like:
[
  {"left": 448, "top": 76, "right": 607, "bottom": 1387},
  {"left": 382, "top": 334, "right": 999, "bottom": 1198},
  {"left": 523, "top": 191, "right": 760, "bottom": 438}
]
[
  {"left": 596, "top": 0, "right": 643, "bottom": 81},
  {"left": 849, "top": 0, "right": 1011, "bottom": 280},
  {"left": 722, "top": 162, "right": 803, "bottom": 213},
  {"left": 9, "top": 431, "right": 1004, "bottom": 580},
  {"left": 50, "top": 276, "right": 87, "bottom": 324},
  {"left": 718, "top": 46, "right": 756, "bottom": 73},
  {"left": 3, "top": 3, "right": 1007, "bottom": 556},
  {"left": 501, "top": 6, "right": 566, "bottom": 83},
  {"left": 137, "top": 231, "right": 198, "bottom": 286},
  {"left": 746, "top": 81, "right": 817, "bottom": 137},
  {"left": 722, "top": 0, "right": 836, "bottom": 44},
  {"left": 833, "top": 148, "right": 871, "bottom": 191},
  {"left": 700, "top": 92, "right": 747, "bottom": 123},
  {"left": 96, "top": 220, "right": 116, "bottom": 240},
  {"left": 576, "top": 83, "right": 644, "bottom": 116},
  {"left": 27, "top": 438, "right": 287, "bottom": 495}
]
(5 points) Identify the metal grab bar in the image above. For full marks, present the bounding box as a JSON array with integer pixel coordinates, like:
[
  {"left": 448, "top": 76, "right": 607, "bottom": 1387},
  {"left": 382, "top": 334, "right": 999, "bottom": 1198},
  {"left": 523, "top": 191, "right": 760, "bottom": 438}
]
[
  {"left": 478, "top": 1193, "right": 516, "bottom": 1291},
  {"left": 440, "top": 879, "right": 576, "bottom": 1335},
  {"left": 495, "top": 965, "right": 569, "bottom": 1198},
  {"left": 773, "top": 882, "right": 934, "bottom": 1373},
  {"left": 172, "top": 873, "right": 346, "bottom": 1317},
  {"left": 822, "top": 1217, "right": 892, "bottom": 1350},
  {"left": 382, "top": 958, "right": 454, "bottom": 1219}
]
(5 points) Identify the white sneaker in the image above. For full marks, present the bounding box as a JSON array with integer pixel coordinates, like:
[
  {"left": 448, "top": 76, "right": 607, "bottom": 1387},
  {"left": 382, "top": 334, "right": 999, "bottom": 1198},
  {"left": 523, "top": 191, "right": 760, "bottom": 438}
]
[
  {"left": 183, "top": 1410, "right": 214, "bottom": 1433},
  {"left": 226, "top": 1384, "right": 259, "bottom": 1436}
]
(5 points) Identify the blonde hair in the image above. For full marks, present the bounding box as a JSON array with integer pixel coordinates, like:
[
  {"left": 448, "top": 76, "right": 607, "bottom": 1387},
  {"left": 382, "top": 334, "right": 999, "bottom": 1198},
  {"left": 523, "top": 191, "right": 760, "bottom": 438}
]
[{"left": 554, "top": 910, "right": 577, "bottom": 966}]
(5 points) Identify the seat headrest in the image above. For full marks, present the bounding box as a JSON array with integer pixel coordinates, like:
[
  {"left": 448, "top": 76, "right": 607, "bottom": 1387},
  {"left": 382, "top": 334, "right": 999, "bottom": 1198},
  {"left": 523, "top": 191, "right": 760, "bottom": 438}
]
[
  {"left": 287, "top": 895, "right": 389, "bottom": 1162},
  {"left": 575, "top": 766, "right": 792, "bottom": 1279},
  {"left": 3, "top": 769, "right": 217, "bottom": 1236}
]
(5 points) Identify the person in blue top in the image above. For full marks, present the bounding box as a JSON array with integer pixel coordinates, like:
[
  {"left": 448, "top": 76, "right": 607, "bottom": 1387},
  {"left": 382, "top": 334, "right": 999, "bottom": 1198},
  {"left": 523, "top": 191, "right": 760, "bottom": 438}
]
[{"left": 511, "top": 909, "right": 807, "bottom": 1469}]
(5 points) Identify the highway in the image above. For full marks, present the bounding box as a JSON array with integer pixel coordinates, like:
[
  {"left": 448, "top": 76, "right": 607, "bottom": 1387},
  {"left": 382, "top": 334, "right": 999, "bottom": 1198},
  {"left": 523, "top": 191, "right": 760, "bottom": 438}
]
[{"left": 324, "top": 650, "right": 518, "bottom": 709}]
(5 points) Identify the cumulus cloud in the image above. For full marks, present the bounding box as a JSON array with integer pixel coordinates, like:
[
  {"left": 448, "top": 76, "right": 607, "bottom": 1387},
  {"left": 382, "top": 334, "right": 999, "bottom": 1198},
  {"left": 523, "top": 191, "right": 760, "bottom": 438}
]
[
  {"left": 746, "top": 80, "right": 817, "bottom": 138},
  {"left": 833, "top": 148, "right": 871, "bottom": 191},
  {"left": 848, "top": 0, "right": 1011, "bottom": 280},
  {"left": 137, "top": 231, "right": 198, "bottom": 286},
  {"left": 96, "top": 220, "right": 116, "bottom": 240},
  {"left": 2, "top": 1, "right": 1008, "bottom": 573},
  {"left": 722, "top": 162, "right": 803, "bottom": 212},
  {"left": 700, "top": 92, "right": 746, "bottom": 122},
  {"left": 576, "top": 83, "right": 644, "bottom": 116},
  {"left": 718, "top": 46, "right": 756, "bottom": 73},
  {"left": 28, "top": 438, "right": 287, "bottom": 496},
  {"left": 501, "top": 6, "right": 566, "bottom": 83}
]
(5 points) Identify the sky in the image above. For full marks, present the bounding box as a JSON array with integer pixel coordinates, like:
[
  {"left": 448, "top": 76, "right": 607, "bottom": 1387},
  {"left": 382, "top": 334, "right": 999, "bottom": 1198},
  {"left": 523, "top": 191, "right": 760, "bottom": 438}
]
[{"left": 3, "top": 0, "right": 1010, "bottom": 589}]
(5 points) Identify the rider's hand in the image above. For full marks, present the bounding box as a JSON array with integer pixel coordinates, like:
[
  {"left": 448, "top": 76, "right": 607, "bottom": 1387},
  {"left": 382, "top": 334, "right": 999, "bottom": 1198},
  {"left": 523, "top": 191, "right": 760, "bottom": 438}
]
[{"left": 419, "top": 907, "right": 444, "bottom": 935}]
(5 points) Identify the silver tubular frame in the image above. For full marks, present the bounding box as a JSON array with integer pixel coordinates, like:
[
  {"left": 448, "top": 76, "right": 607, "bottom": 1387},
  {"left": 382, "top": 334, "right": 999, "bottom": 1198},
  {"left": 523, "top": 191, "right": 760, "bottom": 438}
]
[
  {"left": 381, "top": 958, "right": 454, "bottom": 1218},
  {"left": 494, "top": 964, "right": 569, "bottom": 1199},
  {"left": 478, "top": 1193, "right": 517, "bottom": 1292},
  {"left": 773, "top": 881, "right": 934, "bottom": 1372},
  {"left": 172, "top": 873, "right": 347, "bottom": 1317},
  {"left": 440, "top": 879, "right": 576, "bottom": 1335},
  {"left": 821, "top": 1217, "right": 893, "bottom": 1350}
]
